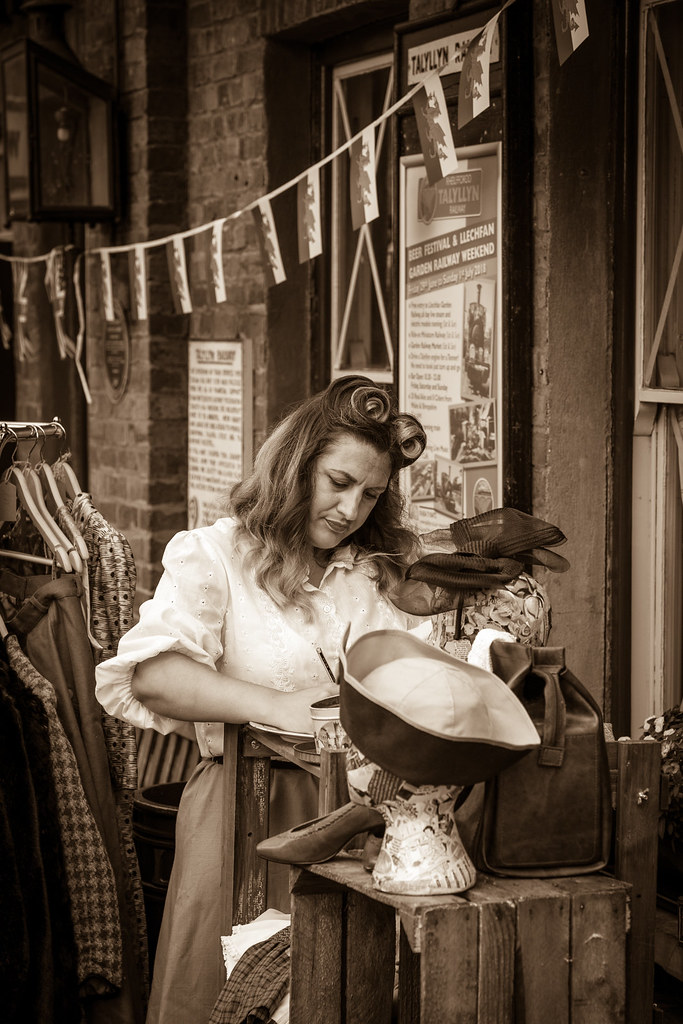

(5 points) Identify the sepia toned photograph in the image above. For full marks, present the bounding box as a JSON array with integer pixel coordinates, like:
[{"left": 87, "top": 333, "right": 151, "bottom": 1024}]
[{"left": 0, "top": 1, "right": 680, "bottom": 1022}]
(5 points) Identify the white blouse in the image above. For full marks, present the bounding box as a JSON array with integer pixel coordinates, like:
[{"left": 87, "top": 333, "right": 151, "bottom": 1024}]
[{"left": 95, "top": 516, "right": 412, "bottom": 757}]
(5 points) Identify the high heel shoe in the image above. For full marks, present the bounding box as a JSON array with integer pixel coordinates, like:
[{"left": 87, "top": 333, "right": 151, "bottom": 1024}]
[{"left": 256, "top": 801, "right": 384, "bottom": 865}]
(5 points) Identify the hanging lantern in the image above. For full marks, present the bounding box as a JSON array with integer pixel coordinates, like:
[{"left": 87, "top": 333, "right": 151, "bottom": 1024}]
[{"left": 0, "top": 35, "right": 117, "bottom": 222}]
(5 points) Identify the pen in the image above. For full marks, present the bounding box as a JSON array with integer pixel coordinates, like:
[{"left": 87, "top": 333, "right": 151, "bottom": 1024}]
[{"left": 315, "top": 645, "right": 337, "bottom": 684}]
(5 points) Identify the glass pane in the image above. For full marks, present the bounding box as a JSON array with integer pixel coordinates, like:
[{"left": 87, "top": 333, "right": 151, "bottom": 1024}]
[
  {"left": 642, "top": 3, "right": 683, "bottom": 389},
  {"left": 331, "top": 58, "right": 394, "bottom": 379},
  {"left": 36, "top": 63, "right": 93, "bottom": 208},
  {"left": 2, "top": 53, "right": 30, "bottom": 219}
]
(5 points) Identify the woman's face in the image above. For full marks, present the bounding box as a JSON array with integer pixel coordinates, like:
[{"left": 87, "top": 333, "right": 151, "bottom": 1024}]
[{"left": 307, "top": 434, "right": 391, "bottom": 551}]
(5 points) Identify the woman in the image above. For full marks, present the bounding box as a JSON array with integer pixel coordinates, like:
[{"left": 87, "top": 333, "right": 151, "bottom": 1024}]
[{"left": 95, "top": 375, "right": 427, "bottom": 1024}]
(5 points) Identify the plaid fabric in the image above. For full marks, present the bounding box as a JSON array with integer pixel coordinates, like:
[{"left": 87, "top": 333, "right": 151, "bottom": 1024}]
[
  {"left": 5, "top": 634, "right": 123, "bottom": 990},
  {"left": 209, "top": 927, "right": 291, "bottom": 1024},
  {"left": 68, "top": 493, "right": 150, "bottom": 997}
]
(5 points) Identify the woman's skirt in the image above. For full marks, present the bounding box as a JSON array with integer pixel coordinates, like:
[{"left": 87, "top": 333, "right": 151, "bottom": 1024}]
[{"left": 145, "top": 757, "right": 318, "bottom": 1024}]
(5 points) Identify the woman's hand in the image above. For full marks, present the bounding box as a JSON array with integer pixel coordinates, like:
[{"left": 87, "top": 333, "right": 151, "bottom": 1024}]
[
  {"left": 268, "top": 682, "right": 338, "bottom": 735},
  {"left": 132, "top": 652, "right": 337, "bottom": 736}
]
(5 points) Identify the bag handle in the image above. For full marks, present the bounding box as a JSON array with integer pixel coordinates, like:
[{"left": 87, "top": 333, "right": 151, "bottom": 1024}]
[
  {"left": 490, "top": 641, "right": 567, "bottom": 767},
  {"left": 532, "top": 666, "right": 566, "bottom": 766}
]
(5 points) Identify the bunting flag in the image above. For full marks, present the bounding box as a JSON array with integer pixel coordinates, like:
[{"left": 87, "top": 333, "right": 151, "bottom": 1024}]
[
  {"left": 129, "top": 244, "right": 148, "bottom": 322},
  {"left": 71, "top": 252, "right": 92, "bottom": 405},
  {"left": 209, "top": 221, "right": 227, "bottom": 303},
  {"left": 551, "top": 0, "right": 589, "bottom": 65},
  {"left": 413, "top": 74, "right": 458, "bottom": 186},
  {"left": 252, "top": 199, "right": 286, "bottom": 285},
  {"left": 11, "top": 260, "right": 37, "bottom": 361},
  {"left": 297, "top": 168, "right": 323, "bottom": 264},
  {"left": 458, "top": 15, "right": 498, "bottom": 129},
  {"left": 100, "top": 251, "right": 115, "bottom": 322},
  {"left": 350, "top": 127, "right": 379, "bottom": 230},
  {"left": 0, "top": 290, "right": 12, "bottom": 350},
  {"left": 167, "top": 235, "right": 193, "bottom": 314},
  {"left": 44, "top": 247, "right": 77, "bottom": 360}
]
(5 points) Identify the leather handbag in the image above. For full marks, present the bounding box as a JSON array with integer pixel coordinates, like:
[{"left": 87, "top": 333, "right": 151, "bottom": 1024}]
[{"left": 467, "top": 640, "right": 612, "bottom": 877}]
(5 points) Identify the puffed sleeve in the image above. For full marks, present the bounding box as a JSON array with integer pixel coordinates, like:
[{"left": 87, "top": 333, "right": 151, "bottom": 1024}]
[{"left": 95, "top": 527, "right": 230, "bottom": 734}]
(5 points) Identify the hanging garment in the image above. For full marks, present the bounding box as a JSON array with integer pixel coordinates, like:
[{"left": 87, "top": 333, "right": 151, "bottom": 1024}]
[
  {"left": 0, "top": 649, "right": 81, "bottom": 1024},
  {"left": 0, "top": 569, "right": 147, "bottom": 1024},
  {"left": 5, "top": 633, "right": 124, "bottom": 995},
  {"left": 68, "top": 492, "right": 149, "bottom": 996}
]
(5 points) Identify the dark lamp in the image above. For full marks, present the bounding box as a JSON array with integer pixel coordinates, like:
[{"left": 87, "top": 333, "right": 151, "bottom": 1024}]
[{"left": 0, "top": 37, "right": 117, "bottom": 221}]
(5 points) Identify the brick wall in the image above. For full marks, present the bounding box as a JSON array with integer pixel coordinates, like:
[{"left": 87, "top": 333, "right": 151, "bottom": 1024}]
[{"left": 78, "top": 0, "right": 267, "bottom": 606}]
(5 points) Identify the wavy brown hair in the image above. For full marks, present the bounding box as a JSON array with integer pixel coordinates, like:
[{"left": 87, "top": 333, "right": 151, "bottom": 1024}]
[{"left": 228, "top": 376, "right": 427, "bottom": 615}]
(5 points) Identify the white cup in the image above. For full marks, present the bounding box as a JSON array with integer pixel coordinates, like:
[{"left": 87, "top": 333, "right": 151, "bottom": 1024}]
[{"left": 309, "top": 695, "right": 347, "bottom": 753}]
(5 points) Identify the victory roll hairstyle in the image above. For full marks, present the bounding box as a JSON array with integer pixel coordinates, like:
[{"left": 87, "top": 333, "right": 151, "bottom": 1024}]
[{"left": 229, "top": 376, "right": 427, "bottom": 613}]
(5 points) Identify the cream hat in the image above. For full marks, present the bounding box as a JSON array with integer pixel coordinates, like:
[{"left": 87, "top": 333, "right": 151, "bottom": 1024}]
[{"left": 340, "top": 629, "right": 540, "bottom": 786}]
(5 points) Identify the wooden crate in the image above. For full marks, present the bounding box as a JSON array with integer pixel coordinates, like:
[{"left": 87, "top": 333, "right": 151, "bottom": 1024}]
[{"left": 289, "top": 859, "right": 630, "bottom": 1024}]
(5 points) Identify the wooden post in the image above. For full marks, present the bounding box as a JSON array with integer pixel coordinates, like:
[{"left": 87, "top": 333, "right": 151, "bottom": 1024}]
[
  {"left": 612, "top": 739, "right": 660, "bottom": 1024},
  {"left": 318, "top": 748, "right": 349, "bottom": 815}
]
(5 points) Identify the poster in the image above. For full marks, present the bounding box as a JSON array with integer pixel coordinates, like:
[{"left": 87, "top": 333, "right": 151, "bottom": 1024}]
[
  {"left": 188, "top": 339, "right": 253, "bottom": 529},
  {"left": 399, "top": 146, "right": 502, "bottom": 532}
]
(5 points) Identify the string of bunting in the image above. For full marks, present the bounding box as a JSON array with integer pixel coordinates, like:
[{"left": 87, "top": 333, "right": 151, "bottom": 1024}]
[{"left": 0, "top": 0, "right": 588, "bottom": 404}]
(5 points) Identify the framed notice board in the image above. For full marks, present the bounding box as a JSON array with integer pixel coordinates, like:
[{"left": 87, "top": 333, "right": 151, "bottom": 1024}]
[
  {"left": 399, "top": 145, "right": 502, "bottom": 530},
  {"left": 187, "top": 338, "right": 253, "bottom": 529},
  {"left": 395, "top": 4, "right": 533, "bottom": 521}
]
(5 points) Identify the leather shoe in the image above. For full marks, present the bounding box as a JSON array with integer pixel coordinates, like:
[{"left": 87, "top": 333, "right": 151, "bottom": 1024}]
[{"left": 256, "top": 801, "right": 384, "bottom": 865}]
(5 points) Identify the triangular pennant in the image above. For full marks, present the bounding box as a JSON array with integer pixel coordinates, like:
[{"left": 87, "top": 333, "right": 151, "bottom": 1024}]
[
  {"left": 551, "top": 0, "right": 589, "bottom": 65},
  {"left": 413, "top": 75, "right": 458, "bottom": 186},
  {"left": 100, "top": 251, "right": 115, "bottom": 322},
  {"left": 129, "top": 244, "right": 148, "bottom": 322},
  {"left": 252, "top": 199, "right": 286, "bottom": 285},
  {"left": 11, "top": 260, "right": 37, "bottom": 361},
  {"left": 0, "top": 288, "right": 12, "bottom": 350},
  {"left": 71, "top": 252, "right": 92, "bottom": 405},
  {"left": 458, "top": 1, "right": 514, "bottom": 129},
  {"left": 44, "top": 247, "right": 76, "bottom": 359},
  {"left": 297, "top": 168, "right": 322, "bottom": 264},
  {"left": 350, "top": 127, "right": 379, "bottom": 230},
  {"left": 166, "top": 235, "right": 192, "bottom": 314},
  {"left": 209, "top": 221, "right": 227, "bottom": 303}
]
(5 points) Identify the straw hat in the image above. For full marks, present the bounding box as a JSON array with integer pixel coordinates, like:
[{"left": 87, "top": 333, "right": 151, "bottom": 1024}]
[{"left": 340, "top": 629, "right": 540, "bottom": 786}]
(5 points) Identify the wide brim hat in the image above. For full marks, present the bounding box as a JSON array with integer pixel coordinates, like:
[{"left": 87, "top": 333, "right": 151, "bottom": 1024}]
[{"left": 339, "top": 629, "right": 540, "bottom": 787}]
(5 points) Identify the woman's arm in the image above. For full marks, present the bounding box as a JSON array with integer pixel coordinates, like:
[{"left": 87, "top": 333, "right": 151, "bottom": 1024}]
[{"left": 132, "top": 651, "right": 336, "bottom": 735}]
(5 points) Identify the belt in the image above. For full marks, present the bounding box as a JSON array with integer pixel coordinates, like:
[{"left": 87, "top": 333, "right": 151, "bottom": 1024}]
[{"left": 203, "top": 755, "right": 301, "bottom": 769}]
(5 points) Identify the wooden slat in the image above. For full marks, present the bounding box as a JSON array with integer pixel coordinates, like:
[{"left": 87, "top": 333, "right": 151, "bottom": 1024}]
[
  {"left": 220, "top": 723, "right": 239, "bottom": 933},
  {"left": 397, "top": 926, "right": 420, "bottom": 1024},
  {"left": 465, "top": 875, "right": 516, "bottom": 1022},
  {"left": 319, "top": 748, "right": 350, "bottom": 815},
  {"left": 553, "top": 875, "right": 628, "bottom": 1024},
  {"left": 613, "top": 740, "right": 660, "bottom": 1024},
  {"left": 232, "top": 746, "right": 269, "bottom": 925},
  {"left": 418, "top": 903, "right": 479, "bottom": 1023},
  {"left": 508, "top": 877, "right": 571, "bottom": 1024},
  {"left": 290, "top": 877, "right": 344, "bottom": 1024},
  {"left": 345, "top": 890, "right": 395, "bottom": 1024}
]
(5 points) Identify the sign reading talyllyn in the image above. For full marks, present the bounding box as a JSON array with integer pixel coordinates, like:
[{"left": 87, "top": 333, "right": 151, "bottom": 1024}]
[{"left": 406, "top": 27, "right": 499, "bottom": 85}]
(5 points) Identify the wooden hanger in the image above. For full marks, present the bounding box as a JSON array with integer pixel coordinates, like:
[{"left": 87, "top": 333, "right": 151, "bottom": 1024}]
[
  {"left": 22, "top": 465, "right": 83, "bottom": 573},
  {"left": 5, "top": 464, "right": 72, "bottom": 572},
  {"left": 34, "top": 427, "right": 89, "bottom": 565}
]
